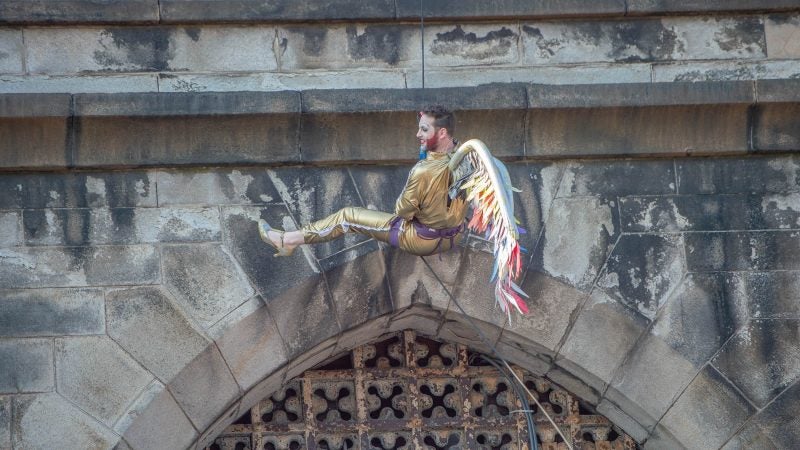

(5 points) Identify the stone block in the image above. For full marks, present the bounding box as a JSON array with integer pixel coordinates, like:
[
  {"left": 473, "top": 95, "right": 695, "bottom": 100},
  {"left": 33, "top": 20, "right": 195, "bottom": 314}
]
[
  {"left": 162, "top": 244, "right": 255, "bottom": 330},
  {"left": 0, "top": 396, "right": 8, "bottom": 449},
  {"left": 425, "top": 24, "right": 520, "bottom": 67},
  {"left": 220, "top": 205, "right": 319, "bottom": 300},
  {"left": 744, "top": 271, "right": 800, "bottom": 319},
  {"left": 160, "top": 0, "right": 395, "bottom": 22},
  {"left": 545, "top": 367, "right": 601, "bottom": 406},
  {"left": 627, "top": 0, "right": 800, "bottom": 14},
  {"left": 537, "top": 197, "right": 617, "bottom": 291},
  {"left": 333, "top": 314, "right": 392, "bottom": 355},
  {"left": 122, "top": 388, "right": 198, "bottom": 450},
  {"left": 558, "top": 290, "right": 649, "bottom": 390},
  {"left": 757, "top": 78, "right": 800, "bottom": 103},
  {"left": 266, "top": 274, "right": 340, "bottom": 358},
  {"left": 0, "top": 30, "right": 23, "bottom": 74},
  {"left": 522, "top": 17, "right": 765, "bottom": 65},
  {"left": 596, "top": 234, "right": 685, "bottom": 320},
  {"left": 719, "top": 418, "right": 776, "bottom": 450},
  {"left": 169, "top": 344, "right": 240, "bottom": 431},
  {"left": 526, "top": 104, "right": 750, "bottom": 157},
  {"left": 504, "top": 272, "right": 587, "bottom": 353},
  {"left": 215, "top": 301, "right": 288, "bottom": 390},
  {"left": 558, "top": 160, "right": 677, "bottom": 198},
  {"left": 238, "top": 368, "right": 285, "bottom": 415},
  {"left": 106, "top": 286, "right": 210, "bottom": 382},
  {"left": 193, "top": 400, "right": 242, "bottom": 450},
  {"left": 0, "top": 339, "right": 52, "bottom": 393},
  {"left": 113, "top": 379, "right": 164, "bottom": 434},
  {"left": 740, "top": 379, "right": 800, "bottom": 448},
  {"left": 157, "top": 168, "right": 282, "bottom": 207},
  {"left": 676, "top": 155, "right": 800, "bottom": 195},
  {"left": 0, "top": 245, "right": 160, "bottom": 288},
  {"left": 281, "top": 336, "right": 338, "bottom": 381},
  {"left": 492, "top": 338, "right": 552, "bottom": 376},
  {"left": 449, "top": 250, "right": 509, "bottom": 329},
  {"left": 326, "top": 251, "right": 392, "bottom": 330},
  {"left": 0, "top": 212, "right": 20, "bottom": 246},
  {"left": 419, "top": 64, "right": 652, "bottom": 88},
  {"left": 0, "top": 97, "right": 70, "bottom": 169},
  {"left": 766, "top": 14, "right": 800, "bottom": 59},
  {"left": 55, "top": 336, "right": 154, "bottom": 427},
  {"left": 0, "top": 288, "right": 105, "bottom": 337},
  {"left": 0, "top": 74, "right": 158, "bottom": 93},
  {"left": 642, "top": 425, "right": 684, "bottom": 449},
  {"left": 348, "top": 165, "right": 416, "bottom": 213},
  {"left": 279, "top": 24, "right": 421, "bottom": 70},
  {"left": 12, "top": 393, "right": 118, "bottom": 450},
  {"left": 385, "top": 246, "right": 463, "bottom": 311},
  {"left": 658, "top": 365, "right": 755, "bottom": 449},
  {"left": 318, "top": 235, "right": 380, "bottom": 272},
  {"left": 387, "top": 305, "right": 443, "bottom": 336},
  {"left": 72, "top": 91, "right": 300, "bottom": 167},
  {"left": 0, "top": 0, "right": 158, "bottom": 24},
  {"left": 170, "top": 26, "right": 276, "bottom": 72},
  {"left": 23, "top": 207, "right": 220, "bottom": 246},
  {"left": 267, "top": 167, "right": 366, "bottom": 259},
  {"left": 397, "top": 0, "right": 625, "bottom": 19},
  {"left": 712, "top": 319, "right": 800, "bottom": 407},
  {"left": 753, "top": 103, "right": 800, "bottom": 152},
  {"left": 208, "top": 296, "right": 264, "bottom": 341},
  {"left": 506, "top": 162, "right": 561, "bottom": 255},
  {"left": 0, "top": 171, "right": 157, "bottom": 209},
  {"left": 596, "top": 399, "right": 650, "bottom": 443},
  {"left": 654, "top": 59, "right": 800, "bottom": 82},
  {"left": 685, "top": 230, "right": 800, "bottom": 271},
  {"left": 158, "top": 70, "right": 408, "bottom": 92}
]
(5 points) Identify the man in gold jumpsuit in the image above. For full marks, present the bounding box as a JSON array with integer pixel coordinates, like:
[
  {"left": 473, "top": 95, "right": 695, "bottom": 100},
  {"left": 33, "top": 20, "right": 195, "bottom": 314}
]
[{"left": 259, "top": 106, "right": 468, "bottom": 257}]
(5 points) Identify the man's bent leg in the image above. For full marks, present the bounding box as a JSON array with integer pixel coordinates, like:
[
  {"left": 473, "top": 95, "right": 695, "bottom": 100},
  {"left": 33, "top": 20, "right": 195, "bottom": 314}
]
[{"left": 302, "top": 207, "right": 394, "bottom": 244}]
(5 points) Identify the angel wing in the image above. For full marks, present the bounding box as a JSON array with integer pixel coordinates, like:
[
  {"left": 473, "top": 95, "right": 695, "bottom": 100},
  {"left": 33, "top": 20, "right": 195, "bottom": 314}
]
[{"left": 448, "top": 139, "right": 529, "bottom": 317}]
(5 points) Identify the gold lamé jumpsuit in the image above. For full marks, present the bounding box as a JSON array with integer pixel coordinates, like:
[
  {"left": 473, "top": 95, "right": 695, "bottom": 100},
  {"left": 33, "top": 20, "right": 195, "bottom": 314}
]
[{"left": 302, "top": 151, "right": 468, "bottom": 255}]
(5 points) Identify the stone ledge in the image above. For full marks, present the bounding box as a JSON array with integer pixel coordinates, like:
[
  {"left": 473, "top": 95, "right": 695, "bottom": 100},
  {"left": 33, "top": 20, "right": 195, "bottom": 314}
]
[
  {"left": 0, "top": 93, "right": 70, "bottom": 117},
  {"left": 75, "top": 91, "right": 300, "bottom": 117},
  {"left": 0, "top": 0, "right": 158, "bottom": 25}
]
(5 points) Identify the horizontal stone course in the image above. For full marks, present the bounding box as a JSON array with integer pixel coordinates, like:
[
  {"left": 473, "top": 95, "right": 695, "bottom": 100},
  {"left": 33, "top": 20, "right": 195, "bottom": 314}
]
[
  {"left": 0, "top": 288, "right": 105, "bottom": 337},
  {"left": 685, "top": 230, "right": 800, "bottom": 271},
  {"left": 0, "top": 0, "right": 158, "bottom": 24},
  {"left": 0, "top": 339, "right": 53, "bottom": 393}
]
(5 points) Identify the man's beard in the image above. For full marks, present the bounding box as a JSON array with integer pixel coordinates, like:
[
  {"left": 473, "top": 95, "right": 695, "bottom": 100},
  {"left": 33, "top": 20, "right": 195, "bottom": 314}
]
[{"left": 424, "top": 133, "right": 439, "bottom": 151}]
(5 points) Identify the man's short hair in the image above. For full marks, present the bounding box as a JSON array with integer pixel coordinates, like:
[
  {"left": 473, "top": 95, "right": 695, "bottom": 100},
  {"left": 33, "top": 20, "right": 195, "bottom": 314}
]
[{"left": 421, "top": 105, "right": 455, "bottom": 135}]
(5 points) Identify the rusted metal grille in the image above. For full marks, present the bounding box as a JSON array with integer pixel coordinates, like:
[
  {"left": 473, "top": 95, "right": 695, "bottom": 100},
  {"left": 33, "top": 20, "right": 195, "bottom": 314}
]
[{"left": 207, "top": 330, "right": 638, "bottom": 450}]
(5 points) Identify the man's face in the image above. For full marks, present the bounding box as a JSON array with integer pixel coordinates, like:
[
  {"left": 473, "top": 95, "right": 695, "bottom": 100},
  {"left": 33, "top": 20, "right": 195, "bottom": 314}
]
[{"left": 416, "top": 114, "right": 443, "bottom": 151}]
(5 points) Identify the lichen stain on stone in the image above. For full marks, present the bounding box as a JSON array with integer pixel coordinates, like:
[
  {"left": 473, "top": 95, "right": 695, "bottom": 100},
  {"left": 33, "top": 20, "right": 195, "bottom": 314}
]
[
  {"left": 431, "top": 26, "right": 517, "bottom": 60},
  {"left": 184, "top": 27, "right": 201, "bottom": 42},
  {"left": 346, "top": 26, "right": 402, "bottom": 65},
  {"left": 293, "top": 27, "right": 328, "bottom": 57},
  {"left": 0, "top": 51, "right": 8, "bottom": 60},
  {"left": 606, "top": 21, "right": 683, "bottom": 62},
  {"left": 522, "top": 25, "right": 563, "bottom": 57},
  {"left": 714, "top": 18, "right": 766, "bottom": 53},
  {"left": 674, "top": 64, "right": 765, "bottom": 82},
  {"left": 93, "top": 28, "right": 175, "bottom": 71}
]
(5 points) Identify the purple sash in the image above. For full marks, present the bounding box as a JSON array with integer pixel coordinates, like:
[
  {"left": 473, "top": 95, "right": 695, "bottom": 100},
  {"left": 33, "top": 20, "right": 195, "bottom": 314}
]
[{"left": 389, "top": 217, "right": 465, "bottom": 254}]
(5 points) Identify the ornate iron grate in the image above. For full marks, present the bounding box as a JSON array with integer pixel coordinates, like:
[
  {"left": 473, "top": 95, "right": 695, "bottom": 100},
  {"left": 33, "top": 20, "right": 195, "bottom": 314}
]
[{"left": 206, "top": 330, "right": 637, "bottom": 450}]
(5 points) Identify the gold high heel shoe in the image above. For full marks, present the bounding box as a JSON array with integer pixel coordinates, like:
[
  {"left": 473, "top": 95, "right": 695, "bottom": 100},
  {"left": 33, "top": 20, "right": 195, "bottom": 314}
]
[{"left": 257, "top": 219, "right": 295, "bottom": 257}]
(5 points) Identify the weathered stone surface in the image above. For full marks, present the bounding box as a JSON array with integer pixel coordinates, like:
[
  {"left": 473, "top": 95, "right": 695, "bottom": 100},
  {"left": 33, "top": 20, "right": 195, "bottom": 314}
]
[
  {"left": 606, "top": 273, "right": 741, "bottom": 429},
  {"left": 719, "top": 418, "right": 777, "bottom": 450},
  {"left": 12, "top": 393, "right": 118, "bottom": 450},
  {"left": 425, "top": 24, "right": 520, "bottom": 67},
  {"left": 522, "top": 17, "right": 765, "bottom": 65},
  {"left": 0, "top": 74, "right": 158, "bottom": 93},
  {"left": 267, "top": 167, "right": 366, "bottom": 259},
  {"left": 122, "top": 388, "right": 197, "bottom": 450},
  {"left": 449, "top": 251, "right": 508, "bottom": 329},
  {"left": 0, "top": 245, "right": 160, "bottom": 288},
  {"left": 162, "top": 244, "right": 255, "bottom": 330},
  {"left": 685, "top": 230, "right": 800, "bottom": 271},
  {"left": 280, "top": 24, "right": 421, "bottom": 70},
  {"left": 160, "top": 0, "right": 395, "bottom": 22},
  {"left": 216, "top": 301, "right": 288, "bottom": 390},
  {"left": 266, "top": 275, "right": 340, "bottom": 358},
  {"left": 621, "top": 193, "right": 800, "bottom": 232},
  {"left": 334, "top": 314, "right": 393, "bottom": 355},
  {"left": 654, "top": 59, "right": 800, "bottom": 82},
  {"left": 596, "top": 234, "right": 685, "bottom": 320},
  {"left": 0, "top": 117, "right": 69, "bottom": 169},
  {"left": 348, "top": 165, "right": 415, "bottom": 213},
  {"left": 545, "top": 367, "right": 601, "bottom": 406},
  {"left": 558, "top": 160, "right": 677, "bottom": 197},
  {"left": 558, "top": 290, "right": 648, "bottom": 391},
  {"left": 55, "top": 336, "right": 153, "bottom": 427},
  {"left": 507, "top": 162, "right": 562, "bottom": 255},
  {"left": 0, "top": 339, "right": 52, "bottom": 393},
  {"left": 538, "top": 197, "right": 616, "bottom": 291},
  {"left": 159, "top": 70, "right": 408, "bottom": 92},
  {"left": 158, "top": 168, "right": 281, "bottom": 207},
  {"left": 676, "top": 155, "right": 800, "bottom": 194},
  {"left": 526, "top": 104, "right": 750, "bottom": 156},
  {"left": 0, "top": 30, "right": 23, "bottom": 74},
  {"left": 735, "top": 379, "right": 800, "bottom": 448},
  {"left": 758, "top": 77, "right": 800, "bottom": 103},
  {"left": 0, "top": 396, "right": 9, "bottom": 449},
  {"left": 169, "top": 345, "right": 240, "bottom": 431},
  {"left": 766, "top": 14, "right": 800, "bottom": 59},
  {"left": 387, "top": 305, "right": 443, "bottom": 336},
  {"left": 326, "top": 251, "right": 392, "bottom": 330},
  {"left": 627, "top": 0, "right": 800, "bottom": 14},
  {"left": 744, "top": 271, "right": 800, "bottom": 319},
  {"left": 170, "top": 27, "right": 277, "bottom": 72},
  {"left": 0, "top": 212, "right": 20, "bottom": 247},
  {"left": 220, "top": 205, "right": 319, "bottom": 299},
  {"left": 658, "top": 365, "right": 755, "bottom": 449},
  {"left": 208, "top": 296, "right": 264, "bottom": 341},
  {"left": 505, "top": 272, "right": 588, "bottom": 353},
  {"left": 0, "top": 288, "right": 104, "bottom": 337},
  {"left": 753, "top": 103, "right": 800, "bottom": 152},
  {"left": 106, "top": 286, "right": 210, "bottom": 382},
  {"left": 492, "top": 337, "right": 552, "bottom": 376},
  {"left": 113, "top": 380, "right": 163, "bottom": 434},
  {"left": 281, "top": 335, "right": 338, "bottom": 382},
  {"left": 193, "top": 400, "right": 242, "bottom": 450},
  {"left": 642, "top": 425, "right": 684, "bottom": 449},
  {"left": 596, "top": 399, "right": 649, "bottom": 443},
  {"left": 437, "top": 312, "right": 503, "bottom": 356},
  {"left": 384, "top": 246, "right": 462, "bottom": 311},
  {"left": 397, "top": 0, "right": 625, "bottom": 19},
  {"left": 419, "top": 64, "right": 652, "bottom": 87},
  {"left": 0, "top": 0, "right": 158, "bottom": 24},
  {"left": 712, "top": 319, "right": 800, "bottom": 407},
  {"left": 22, "top": 207, "right": 220, "bottom": 246},
  {"left": 0, "top": 171, "right": 156, "bottom": 209}
]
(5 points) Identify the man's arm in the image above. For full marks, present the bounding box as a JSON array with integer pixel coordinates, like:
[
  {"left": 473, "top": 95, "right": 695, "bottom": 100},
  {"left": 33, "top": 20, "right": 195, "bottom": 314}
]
[{"left": 395, "top": 166, "right": 422, "bottom": 220}]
